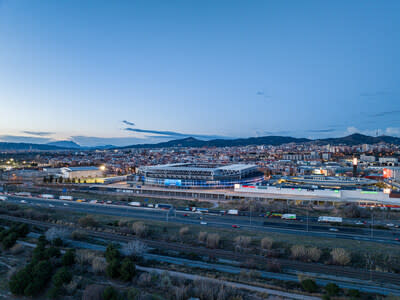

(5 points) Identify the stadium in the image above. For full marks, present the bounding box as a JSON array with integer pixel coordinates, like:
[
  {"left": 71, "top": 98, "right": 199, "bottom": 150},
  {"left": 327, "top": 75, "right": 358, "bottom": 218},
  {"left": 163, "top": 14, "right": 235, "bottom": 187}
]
[{"left": 134, "top": 163, "right": 264, "bottom": 188}]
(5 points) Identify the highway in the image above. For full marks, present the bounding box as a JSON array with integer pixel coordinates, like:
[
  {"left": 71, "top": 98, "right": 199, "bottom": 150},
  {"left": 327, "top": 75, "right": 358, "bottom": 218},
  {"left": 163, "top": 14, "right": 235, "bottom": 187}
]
[{"left": 4, "top": 195, "right": 400, "bottom": 244}]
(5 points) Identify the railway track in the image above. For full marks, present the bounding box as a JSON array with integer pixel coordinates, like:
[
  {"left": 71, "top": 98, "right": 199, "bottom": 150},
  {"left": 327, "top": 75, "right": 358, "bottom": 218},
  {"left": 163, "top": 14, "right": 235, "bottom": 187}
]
[{"left": 1, "top": 214, "right": 399, "bottom": 286}]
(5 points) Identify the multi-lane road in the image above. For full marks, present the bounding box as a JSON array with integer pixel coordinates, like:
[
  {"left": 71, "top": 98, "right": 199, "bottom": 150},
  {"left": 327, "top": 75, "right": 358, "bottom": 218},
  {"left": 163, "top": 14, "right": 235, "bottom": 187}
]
[{"left": 3, "top": 195, "right": 400, "bottom": 244}]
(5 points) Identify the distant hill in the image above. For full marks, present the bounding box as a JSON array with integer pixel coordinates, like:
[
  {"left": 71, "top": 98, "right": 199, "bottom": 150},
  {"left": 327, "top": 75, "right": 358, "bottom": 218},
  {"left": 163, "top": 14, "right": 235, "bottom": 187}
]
[
  {"left": 0, "top": 142, "right": 66, "bottom": 151},
  {"left": 120, "top": 133, "right": 400, "bottom": 149},
  {"left": 315, "top": 133, "right": 400, "bottom": 146},
  {"left": 121, "top": 136, "right": 312, "bottom": 149},
  {"left": 46, "top": 140, "right": 81, "bottom": 149}
]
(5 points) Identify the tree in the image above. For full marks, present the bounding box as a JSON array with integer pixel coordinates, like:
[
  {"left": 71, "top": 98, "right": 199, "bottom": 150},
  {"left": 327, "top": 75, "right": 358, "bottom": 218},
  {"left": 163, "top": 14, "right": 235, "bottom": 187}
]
[
  {"left": 325, "top": 283, "right": 339, "bottom": 296},
  {"left": 106, "top": 259, "right": 120, "bottom": 279},
  {"left": 121, "top": 240, "right": 148, "bottom": 258},
  {"left": 78, "top": 215, "right": 98, "bottom": 227},
  {"left": 2, "top": 232, "right": 18, "bottom": 249},
  {"left": 52, "top": 267, "right": 72, "bottom": 287},
  {"left": 132, "top": 222, "right": 148, "bottom": 237},
  {"left": 206, "top": 233, "right": 220, "bottom": 249},
  {"left": 261, "top": 237, "right": 273, "bottom": 250},
  {"left": 105, "top": 243, "right": 120, "bottom": 263},
  {"left": 103, "top": 286, "right": 120, "bottom": 300},
  {"left": 301, "top": 279, "right": 318, "bottom": 293},
  {"left": 62, "top": 249, "right": 75, "bottom": 266},
  {"left": 9, "top": 268, "right": 31, "bottom": 295},
  {"left": 120, "top": 258, "right": 136, "bottom": 281}
]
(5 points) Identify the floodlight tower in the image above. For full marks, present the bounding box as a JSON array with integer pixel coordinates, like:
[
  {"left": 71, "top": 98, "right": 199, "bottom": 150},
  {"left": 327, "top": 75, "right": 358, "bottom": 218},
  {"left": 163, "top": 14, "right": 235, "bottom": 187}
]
[{"left": 352, "top": 157, "right": 358, "bottom": 177}]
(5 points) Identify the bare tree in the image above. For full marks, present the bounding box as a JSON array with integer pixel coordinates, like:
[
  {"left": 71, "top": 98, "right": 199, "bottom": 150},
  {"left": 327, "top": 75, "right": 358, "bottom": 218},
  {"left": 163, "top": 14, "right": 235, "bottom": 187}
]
[
  {"left": 91, "top": 256, "right": 107, "bottom": 274},
  {"left": 206, "top": 233, "right": 220, "bottom": 249},
  {"left": 331, "top": 248, "right": 351, "bottom": 266},
  {"left": 121, "top": 240, "right": 148, "bottom": 257},
  {"left": 260, "top": 237, "right": 273, "bottom": 250},
  {"left": 132, "top": 221, "right": 148, "bottom": 237},
  {"left": 179, "top": 226, "right": 190, "bottom": 241},
  {"left": 198, "top": 231, "right": 208, "bottom": 243},
  {"left": 45, "top": 227, "right": 70, "bottom": 242}
]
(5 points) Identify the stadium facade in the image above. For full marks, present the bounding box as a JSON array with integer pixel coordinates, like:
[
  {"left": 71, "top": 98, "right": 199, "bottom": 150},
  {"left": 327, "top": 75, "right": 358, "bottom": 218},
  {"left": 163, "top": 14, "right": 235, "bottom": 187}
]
[{"left": 134, "top": 163, "right": 263, "bottom": 188}]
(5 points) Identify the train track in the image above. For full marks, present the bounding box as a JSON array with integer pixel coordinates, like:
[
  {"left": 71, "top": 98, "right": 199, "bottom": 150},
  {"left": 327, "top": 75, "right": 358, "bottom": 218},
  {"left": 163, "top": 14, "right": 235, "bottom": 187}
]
[{"left": 1, "top": 214, "right": 399, "bottom": 286}]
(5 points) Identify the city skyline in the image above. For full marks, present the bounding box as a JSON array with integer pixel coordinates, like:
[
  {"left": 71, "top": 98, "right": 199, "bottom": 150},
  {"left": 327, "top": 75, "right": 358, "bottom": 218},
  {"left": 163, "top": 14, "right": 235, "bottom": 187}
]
[{"left": 1, "top": 0, "right": 400, "bottom": 146}]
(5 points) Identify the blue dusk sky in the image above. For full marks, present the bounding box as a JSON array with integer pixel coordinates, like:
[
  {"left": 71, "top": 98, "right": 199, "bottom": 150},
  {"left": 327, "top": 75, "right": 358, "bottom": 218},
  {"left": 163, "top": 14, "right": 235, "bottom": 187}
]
[{"left": 0, "top": 0, "right": 399, "bottom": 146}]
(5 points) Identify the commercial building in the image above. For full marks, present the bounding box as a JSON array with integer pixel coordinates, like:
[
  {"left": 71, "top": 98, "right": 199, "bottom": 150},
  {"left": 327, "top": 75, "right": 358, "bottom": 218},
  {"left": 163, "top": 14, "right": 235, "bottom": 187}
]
[
  {"left": 134, "top": 163, "right": 263, "bottom": 188},
  {"left": 44, "top": 166, "right": 104, "bottom": 179}
]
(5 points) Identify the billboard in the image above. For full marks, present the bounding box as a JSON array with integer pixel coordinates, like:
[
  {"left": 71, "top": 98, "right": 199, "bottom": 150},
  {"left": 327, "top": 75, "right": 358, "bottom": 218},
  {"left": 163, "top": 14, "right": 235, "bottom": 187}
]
[{"left": 164, "top": 179, "right": 182, "bottom": 186}]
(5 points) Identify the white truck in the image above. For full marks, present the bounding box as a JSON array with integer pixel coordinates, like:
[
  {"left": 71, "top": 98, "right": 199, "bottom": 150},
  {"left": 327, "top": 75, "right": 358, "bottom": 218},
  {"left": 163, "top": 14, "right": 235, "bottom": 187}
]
[
  {"left": 318, "top": 216, "right": 343, "bottom": 223},
  {"left": 128, "top": 201, "right": 141, "bottom": 207},
  {"left": 59, "top": 195, "right": 73, "bottom": 201},
  {"left": 282, "top": 214, "right": 296, "bottom": 220},
  {"left": 15, "top": 192, "right": 31, "bottom": 197},
  {"left": 89, "top": 199, "right": 98, "bottom": 204},
  {"left": 0, "top": 196, "right": 7, "bottom": 201},
  {"left": 227, "top": 209, "right": 239, "bottom": 215},
  {"left": 40, "top": 194, "right": 55, "bottom": 199}
]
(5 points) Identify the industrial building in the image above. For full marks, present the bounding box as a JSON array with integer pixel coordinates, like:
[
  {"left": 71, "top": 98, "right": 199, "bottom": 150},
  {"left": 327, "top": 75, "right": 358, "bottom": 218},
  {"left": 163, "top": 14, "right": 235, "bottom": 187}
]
[{"left": 44, "top": 166, "right": 104, "bottom": 179}]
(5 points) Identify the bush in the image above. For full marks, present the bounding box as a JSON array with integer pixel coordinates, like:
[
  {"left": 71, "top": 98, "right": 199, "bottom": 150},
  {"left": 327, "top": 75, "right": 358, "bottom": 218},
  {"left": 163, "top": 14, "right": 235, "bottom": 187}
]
[
  {"left": 179, "top": 226, "right": 190, "bottom": 240},
  {"left": 62, "top": 249, "right": 75, "bottom": 266},
  {"left": 234, "top": 236, "right": 252, "bottom": 249},
  {"left": 198, "top": 231, "right": 207, "bottom": 243},
  {"left": 45, "top": 246, "right": 61, "bottom": 259},
  {"left": 301, "top": 279, "right": 318, "bottom": 293},
  {"left": 106, "top": 259, "right": 120, "bottom": 279},
  {"left": 9, "top": 243, "right": 24, "bottom": 255},
  {"left": 45, "top": 227, "right": 69, "bottom": 242},
  {"left": 120, "top": 258, "right": 136, "bottom": 281},
  {"left": 9, "top": 268, "right": 31, "bottom": 295},
  {"left": 325, "top": 283, "right": 339, "bottom": 296},
  {"left": 261, "top": 237, "right": 273, "bottom": 250},
  {"left": 126, "top": 288, "right": 140, "bottom": 300},
  {"left": 47, "top": 285, "right": 62, "bottom": 299},
  {"left": 71, "top": 230, "right": 87, "bottom": 240},
  {"left": 331, "top": 248, "right": 351, "bottom": 266},
  {"left": 103, "top": 286, "right": 120, "bottom": 300},
  {"left": 307, "top": 247, "right": 322, "bottom": 262}
]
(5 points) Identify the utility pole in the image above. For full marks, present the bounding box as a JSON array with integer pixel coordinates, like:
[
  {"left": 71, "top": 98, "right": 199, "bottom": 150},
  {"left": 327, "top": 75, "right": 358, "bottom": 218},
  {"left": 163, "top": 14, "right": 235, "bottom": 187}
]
[
  {"left": 306, "top": 209, "right": 309, "bottom": 232},
  {"left": 371, "top": 212, "right": 374, "bottom": 238},
  {"left": 166, "top": 209, "right": 169, "bottom": 223}
]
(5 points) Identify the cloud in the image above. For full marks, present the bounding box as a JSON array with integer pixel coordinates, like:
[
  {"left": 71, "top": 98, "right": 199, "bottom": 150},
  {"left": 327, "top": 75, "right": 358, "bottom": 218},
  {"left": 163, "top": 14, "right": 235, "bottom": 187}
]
[
  {"left": 369, "top": 110, "right": 400, "bottom": 117},
  {"left": 0, "top": 135, "right": 53, "bottom": 144},
  {"left": 122, "top": 120, "right": 135, "bottom": 126},
  {"left": 256, "top": 91, "right": 271, "bottom": 98},
  {"left": 22, "top": 131, "right": 54, "bottom": 136},
  {"left": 306, "top": 129, "right": 336, "bottom": 133},
  {"left": 124, "top": 127, "right": 225, "bottom": 140},
  {"left": 71, "top": 136, "right": 148, "bottom": 147}
]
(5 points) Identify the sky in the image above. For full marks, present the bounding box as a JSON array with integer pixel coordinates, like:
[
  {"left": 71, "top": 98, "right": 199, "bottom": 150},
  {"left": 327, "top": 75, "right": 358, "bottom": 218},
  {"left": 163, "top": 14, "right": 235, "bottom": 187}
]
[{"left": 0, "top": 0, "right": 399, "bottom": 146}]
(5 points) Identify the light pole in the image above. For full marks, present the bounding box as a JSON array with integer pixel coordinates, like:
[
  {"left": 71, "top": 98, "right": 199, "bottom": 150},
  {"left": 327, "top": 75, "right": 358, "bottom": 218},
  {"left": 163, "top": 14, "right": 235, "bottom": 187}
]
[
  {"left": 249, "top": 203, "right": 252, "bottom": 226},
  {"left": 370, "top": 211, "right": 374, "bottom": 238},
  {"left": 306, "top": 209, "right": 309, "bottom": 232}
]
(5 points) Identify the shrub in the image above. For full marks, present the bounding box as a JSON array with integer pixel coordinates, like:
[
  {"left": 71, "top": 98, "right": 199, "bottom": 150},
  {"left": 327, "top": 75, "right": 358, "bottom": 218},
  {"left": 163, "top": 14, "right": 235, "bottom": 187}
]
[
  {"left": 76, "top": 249, "right": 96, "bottom": 265},
  {"left": 325, "top": 283, "right": 339, "bottom": 296},
  {"left": 126, "top": 288, "right": 140, "bottom": 300},
  {"left": 47, "top": 285, "right": 62, "bottom": 299},
  {"left": 179, "top": 226, "right": 190, "bottom": 240},
  {"left": 331, "top": 248, "right": 351, "bottom": 266},
  {"left": 9, "top": 243, "right": 24, "bottom": 255},
  {"left": 45, "top": 246, "right": 61, "bottom": 259},
  {"left": 291, "top": 245, "right": 307, "bottom": 260},
  {"left": 45, "top": 227, "right": 69, "bottom": 242},
  {"left": 120, "top": 258, "right": 136, "bottom": 281},
  {"left": 9, "top": 268, "right": 31, "bottom": 295},
  {"left": 307, "top": 247, "right": 322, "bottom": 262},
  {"left": 3, "top": 232, "right": 18, "bottom": 249},
  {"left": 62, "top": 249, "right": 75, "bottom": 266},
  {"left": 260, "top": 237, "right": 273, "bottom": 250},
  {"left": 132, "top": 222, "right": 148, "bottom": 237},
  {"left": 71, "top": 230, "right": 87, "bottom": 240},
  {"left": 301, "top": 279, "right": 318, "bottom": 293}
]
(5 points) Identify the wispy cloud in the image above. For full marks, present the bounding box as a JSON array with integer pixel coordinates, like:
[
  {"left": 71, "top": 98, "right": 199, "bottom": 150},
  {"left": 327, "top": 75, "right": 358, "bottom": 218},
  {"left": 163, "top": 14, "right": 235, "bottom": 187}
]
[
  {"left": 22, "top": 131, "right": 54, "bottom": 136},
  {"left": 256, "top": 91, "right": 271, "bottom": 99},
  {"left": 124, "top": 127, "right": 225, "bottom": 140},
  {"left": 306, "top": 129, "right": 336, "bottom": 133},
  {"left": 369, "top": 110, "right": 400, "bottom": 117},
  {"left": 360, "top": 91, "right": 392, "bottom": 97},
  {"left": 122, "top": 120, "right": 135, "bottom": 126}
]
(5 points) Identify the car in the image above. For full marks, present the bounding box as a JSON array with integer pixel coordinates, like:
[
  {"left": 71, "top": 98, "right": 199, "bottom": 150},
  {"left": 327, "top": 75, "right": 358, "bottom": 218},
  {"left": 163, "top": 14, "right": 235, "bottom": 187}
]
[
  {"left": 20, "top": 200, "right": 27, "bottom": 203},
  {"left": 49, "top": 204, "right": 55, "bottom": 208},
  {"left": 395, "top": 237, "right": 400, "bottom": 242},
  {"left": 183, "top": 213, "right": 189, "bottom": 217},
  {"left": 355, "top": 221, "right": 364, "bottom": 225},
  {"left": 200, "top": 221, "right": 207, "bottom": 225},
  {"left": 387, "top": 223, "right": 395, "bottom": 227},
  {"left": 63, "top": 203, "right": 69, "bottom": 206},
  {"left": 232, "top": 224, "right": 240, "bottom": 228},
  {"left": 329, "top": 228, "right": 339, "bottom": 232}
]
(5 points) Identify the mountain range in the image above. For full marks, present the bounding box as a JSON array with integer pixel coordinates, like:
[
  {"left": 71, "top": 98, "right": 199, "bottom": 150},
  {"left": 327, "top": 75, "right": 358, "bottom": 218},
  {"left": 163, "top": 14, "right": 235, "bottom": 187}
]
[{"left": 1, "top": 133, "right": 400, "bottom": 151}]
